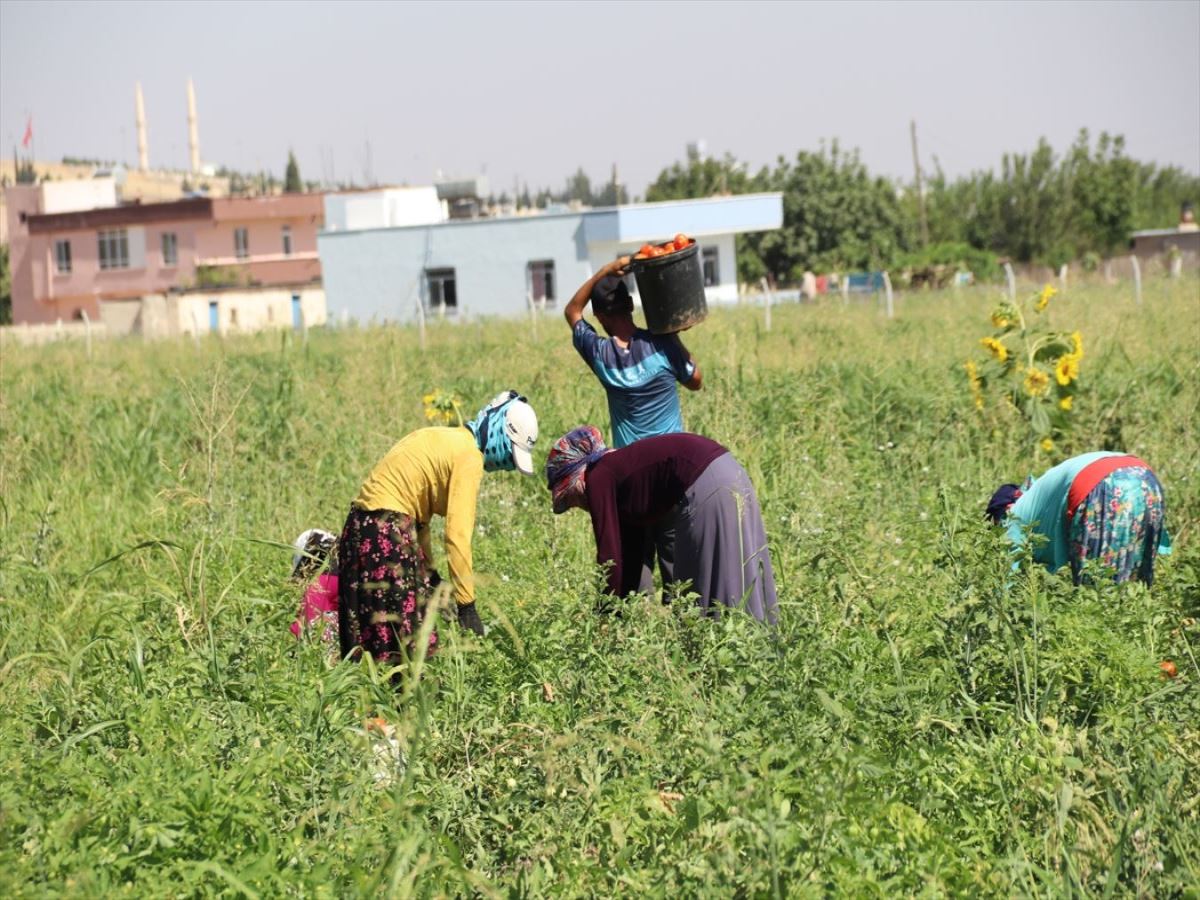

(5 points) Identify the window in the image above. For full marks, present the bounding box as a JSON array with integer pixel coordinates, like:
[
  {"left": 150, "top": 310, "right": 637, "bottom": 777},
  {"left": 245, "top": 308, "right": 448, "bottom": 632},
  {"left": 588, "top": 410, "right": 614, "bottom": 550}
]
[
  {"left": 98, "top": 229, "right": 130, "bottom": 270},
  {"left": 425, "top": 268, "right": 458, "bottom": 311},
  {"left": 234, "top": 227, "right": 249, "bottom": 260},
  {"left": 281, "top": 225, "right": 292, "bottom": 256},
  {"left": 54, "top": 240, "right": 72, "bottom": 274},
  {"left": 527, "top": 260, "right": 555, "bottom": 304},
  {"left": 702, "top": 246, "right": 719, "bottom": 287},
  {"left": 161, "top": 232, "right": 178, "bottom": 266}
]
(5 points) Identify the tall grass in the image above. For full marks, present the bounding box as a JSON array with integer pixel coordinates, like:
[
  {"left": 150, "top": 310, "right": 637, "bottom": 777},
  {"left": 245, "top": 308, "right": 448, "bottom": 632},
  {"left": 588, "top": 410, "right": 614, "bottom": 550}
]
[{"left": 1, "top": 280, "right": 1197, "bottom": 896}]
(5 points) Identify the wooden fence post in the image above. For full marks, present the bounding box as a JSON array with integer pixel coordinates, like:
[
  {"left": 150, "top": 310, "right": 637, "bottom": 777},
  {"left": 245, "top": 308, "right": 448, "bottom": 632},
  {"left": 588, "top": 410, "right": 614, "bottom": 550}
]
[
  {"left": 882, "top": 271, "right": 894, "bottom": 319},
  {"left": 80, "top": 310, "right": 92, "bottom": 359},
  {"left": 1003, "top": 262, "right": 1016, "bottom": 303},
  {"left": 1130, "top": 255, "right": 1142, "bottom": 305},
  {"left": 416, "top": 295, "right": 427, "bottom": 351},
  {"left": 759, "top": 277, "right": 772, "bottom": 332}
]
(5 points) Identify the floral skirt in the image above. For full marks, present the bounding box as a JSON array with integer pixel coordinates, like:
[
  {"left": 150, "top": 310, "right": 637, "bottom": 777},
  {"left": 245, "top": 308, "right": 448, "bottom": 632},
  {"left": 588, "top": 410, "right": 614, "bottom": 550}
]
[
  {"left": 1068, "top": 466, "right": 1166, "bottom": 585},
  {"left": 337, "top": 506, "right": 438, "bottom": 665}
]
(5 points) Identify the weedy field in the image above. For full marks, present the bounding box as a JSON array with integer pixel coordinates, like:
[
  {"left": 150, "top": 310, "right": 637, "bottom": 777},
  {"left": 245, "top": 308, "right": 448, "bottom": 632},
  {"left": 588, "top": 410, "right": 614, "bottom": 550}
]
[{"left": 1, "top": 280, "right": 1198, "bottom": 897}]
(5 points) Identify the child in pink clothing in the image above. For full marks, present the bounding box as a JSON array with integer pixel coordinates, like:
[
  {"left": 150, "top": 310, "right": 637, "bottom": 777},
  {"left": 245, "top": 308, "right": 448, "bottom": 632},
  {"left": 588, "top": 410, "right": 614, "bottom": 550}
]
[
  {"left": 290, "top": 572, "right": 340, "bottom": 642},
  {"left": 288, "top": 529, "right": 340, "bottom": 647}
]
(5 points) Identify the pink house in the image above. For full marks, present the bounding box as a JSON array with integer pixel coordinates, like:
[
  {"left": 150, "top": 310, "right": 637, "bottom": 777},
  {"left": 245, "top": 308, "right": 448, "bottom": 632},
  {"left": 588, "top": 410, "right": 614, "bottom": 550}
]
[{"left": 5, "top": 186, "right": 323, "bottom": 324}]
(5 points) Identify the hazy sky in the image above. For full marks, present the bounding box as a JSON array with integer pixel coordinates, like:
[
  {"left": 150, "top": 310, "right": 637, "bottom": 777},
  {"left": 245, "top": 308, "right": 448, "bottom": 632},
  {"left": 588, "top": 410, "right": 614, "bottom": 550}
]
[{"left": 1, "top": 0, "right": 1197, "bottom": 194}]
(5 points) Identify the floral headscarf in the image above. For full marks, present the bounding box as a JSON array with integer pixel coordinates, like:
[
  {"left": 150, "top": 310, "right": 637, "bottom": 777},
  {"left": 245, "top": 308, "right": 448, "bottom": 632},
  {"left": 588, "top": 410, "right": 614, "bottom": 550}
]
[{"left": 545, "top": 425, "right": 609, "bottom": 514}]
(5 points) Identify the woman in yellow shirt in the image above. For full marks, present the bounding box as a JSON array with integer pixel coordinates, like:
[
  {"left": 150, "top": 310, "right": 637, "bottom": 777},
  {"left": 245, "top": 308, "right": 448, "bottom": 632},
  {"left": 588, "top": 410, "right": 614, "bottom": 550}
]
[{"left": 337, "top": 391, "right": 538, "bottom": 665}]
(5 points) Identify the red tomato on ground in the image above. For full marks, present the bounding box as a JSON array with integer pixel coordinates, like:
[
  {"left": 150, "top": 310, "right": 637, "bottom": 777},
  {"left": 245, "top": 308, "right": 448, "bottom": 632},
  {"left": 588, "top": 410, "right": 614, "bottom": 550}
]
[{"left": 1160, "top": 660, "right": 1178, "bottom": 679}]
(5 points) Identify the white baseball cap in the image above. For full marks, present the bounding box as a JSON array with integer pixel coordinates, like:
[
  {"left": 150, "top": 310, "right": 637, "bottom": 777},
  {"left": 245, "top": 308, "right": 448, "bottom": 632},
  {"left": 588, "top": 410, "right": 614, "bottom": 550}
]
[{"left": 504, "top": 399, "right": 538, "bottom": 476}]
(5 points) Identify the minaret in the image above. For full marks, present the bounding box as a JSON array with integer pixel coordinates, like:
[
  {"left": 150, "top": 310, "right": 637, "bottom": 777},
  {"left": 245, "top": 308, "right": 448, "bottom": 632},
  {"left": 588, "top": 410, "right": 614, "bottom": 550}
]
[
  {"left": 135, "top": 83, "right": 148, "bottom": 171},
  {"left": 187, "top": 78, "right": 200, "bottom": 174}
]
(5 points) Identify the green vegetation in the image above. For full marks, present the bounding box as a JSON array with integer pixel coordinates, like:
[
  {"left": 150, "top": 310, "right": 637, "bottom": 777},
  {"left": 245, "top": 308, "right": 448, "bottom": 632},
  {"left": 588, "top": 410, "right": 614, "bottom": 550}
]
[
  {"left": 0, "top": 244, "right": 11, "bottom": 324},
  {"left": 285, "top": 151, "right": 303, "bottom": 194},
  {"left": 645, "top": 131, "right": 1200, "bottom": 280},
  {"left": 1, "top": 279, "right": 1197, "bottom": 896},
  {"left": 191, "top": 265, "right": 251, "bottom": 290}
]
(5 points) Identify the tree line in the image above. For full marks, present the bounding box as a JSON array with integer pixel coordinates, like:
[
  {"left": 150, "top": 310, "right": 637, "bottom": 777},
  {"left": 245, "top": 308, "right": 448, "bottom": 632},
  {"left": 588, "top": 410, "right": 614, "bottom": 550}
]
[{"left": 643, "top": 130, "right": 1199, "bottom": 284}]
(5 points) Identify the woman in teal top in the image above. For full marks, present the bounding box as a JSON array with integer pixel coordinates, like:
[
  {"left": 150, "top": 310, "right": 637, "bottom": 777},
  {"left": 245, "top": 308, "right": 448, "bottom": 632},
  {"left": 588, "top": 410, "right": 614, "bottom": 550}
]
[{"left": 987, "top": 451, "right": 1171, "bottom": 585}]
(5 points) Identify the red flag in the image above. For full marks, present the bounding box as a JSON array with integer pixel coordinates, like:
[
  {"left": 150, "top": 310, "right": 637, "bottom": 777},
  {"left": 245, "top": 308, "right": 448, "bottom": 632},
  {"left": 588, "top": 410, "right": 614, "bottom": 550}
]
[{"left": 21, "top": 115, "right": 32, "bottom": 149}]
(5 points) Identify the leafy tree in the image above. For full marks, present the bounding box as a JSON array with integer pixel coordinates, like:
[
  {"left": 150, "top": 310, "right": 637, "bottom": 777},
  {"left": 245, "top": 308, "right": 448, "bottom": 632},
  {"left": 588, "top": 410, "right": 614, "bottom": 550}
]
[
  {"left": 646, "top": 153, "right": 758, "bottom": 202},
  {"left": 915, "top": 130, "right": 1197, "bottom": 266},
  {"left": 13, "top": 148, "right": 36, "bottom": 184},
  {"left": 1063, "top": 130, "right": 1137, "bottom": 257},
  {"left": 591, "top": 180, "right": 628, "bottom": 207},
  {"left": 754, "top": 143, "right": 909, "bottom": 279},
  {"left": 564, "top": 168, "right": 592, "bottom": 204},
  {"left": 648, "top": 145, "right": 908, "bottom": 282},
  {"left": 284, "top": 151, "right": 302, "bottom": 193},
  {"left": 1130, "top": 161, "right": 1200, "bottom": 231}
]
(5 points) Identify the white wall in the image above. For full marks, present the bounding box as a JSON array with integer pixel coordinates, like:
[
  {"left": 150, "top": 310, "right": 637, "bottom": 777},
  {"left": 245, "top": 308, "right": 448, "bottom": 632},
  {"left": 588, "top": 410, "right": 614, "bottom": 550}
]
[
  {"left": 317, "top": 200, "right": 774, "bottom": 326},
  {"left": 319, "top": 213, "right": 593, "bottom": 325},
  {"left": 176, "top": 286, "right": 327, "bottom": 336},
  {"left": 40, "top": 178, "right": 118, "bottom": 214},
  {"left": 324, "top": 188, "right": 446, "bottom": 232}
]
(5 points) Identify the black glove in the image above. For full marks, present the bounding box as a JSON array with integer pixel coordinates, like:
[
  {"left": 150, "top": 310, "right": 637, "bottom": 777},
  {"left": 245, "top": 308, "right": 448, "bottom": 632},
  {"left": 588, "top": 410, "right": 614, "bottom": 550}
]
[{"left": 456, "top": 601, "right": 485, "bottom": 636}]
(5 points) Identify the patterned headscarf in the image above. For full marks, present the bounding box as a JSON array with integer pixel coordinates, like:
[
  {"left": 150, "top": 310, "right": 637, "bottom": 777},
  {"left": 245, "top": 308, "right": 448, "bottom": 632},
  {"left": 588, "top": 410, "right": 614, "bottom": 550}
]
[
  {"left": 467, "top": 391, "right": 522, "bottom": 472},
  {"left": 545, "top": 425, "right": 609, "bottom": 514},
  {"left": 986, "top": 483, "right": 1022, "bottom": 525}
]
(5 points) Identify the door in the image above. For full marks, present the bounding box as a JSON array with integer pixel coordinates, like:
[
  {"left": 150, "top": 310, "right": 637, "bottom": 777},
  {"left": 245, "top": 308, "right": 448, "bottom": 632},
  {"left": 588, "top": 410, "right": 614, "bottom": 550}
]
[
  {"left": 208, "top": 300, "right": 219, "bottom": 332},
  {"left": 291, "top": 294, "right": 303, "bottom": 330}
]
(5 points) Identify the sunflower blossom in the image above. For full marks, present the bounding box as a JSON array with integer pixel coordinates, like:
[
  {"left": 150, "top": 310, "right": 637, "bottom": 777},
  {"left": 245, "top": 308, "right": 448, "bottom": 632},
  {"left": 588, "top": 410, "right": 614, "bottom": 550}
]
[
  {"left": 980, "top": 336, "right": 1008, "bottom": 362},
  {"left": 1070, "top": 331, "right": 1083, "bottom": 358},
  {"left": 964, "top": 360, "right": 984, "bottom": 409},
  {"left": 1059, "top": 395, "right": 1073, "bottom": 411},
  {"left": 1041, "top": 437, "right": 1055, "bottom": 452},
  {"left": 1024, "top": 367, "right": 1051, "bottom": 397},
  {"left": 1055, "top": 355, "right": 1076, "bottom": 386},
  {"left": 1036, "top": 284, "right": 1057, "bottom": 312}
]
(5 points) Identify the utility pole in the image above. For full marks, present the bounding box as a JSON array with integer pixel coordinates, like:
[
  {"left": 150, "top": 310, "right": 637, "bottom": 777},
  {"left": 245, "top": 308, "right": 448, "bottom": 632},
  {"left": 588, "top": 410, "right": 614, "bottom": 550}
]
[{"left": 910, "top": 119, "right": 929, "bottom": 247}]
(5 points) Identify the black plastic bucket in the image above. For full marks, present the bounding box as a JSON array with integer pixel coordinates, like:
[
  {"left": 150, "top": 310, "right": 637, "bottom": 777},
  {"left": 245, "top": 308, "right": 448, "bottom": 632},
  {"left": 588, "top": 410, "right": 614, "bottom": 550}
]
[{"left": 629, "top": 241, "right": 707, "bottom": 334}]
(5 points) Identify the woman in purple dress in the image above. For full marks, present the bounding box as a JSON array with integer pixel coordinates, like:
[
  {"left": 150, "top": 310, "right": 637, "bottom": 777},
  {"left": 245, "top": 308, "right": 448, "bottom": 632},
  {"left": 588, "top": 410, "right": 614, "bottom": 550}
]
[{"left": 546, "top": 426, "right": 777, "bottom": 624}]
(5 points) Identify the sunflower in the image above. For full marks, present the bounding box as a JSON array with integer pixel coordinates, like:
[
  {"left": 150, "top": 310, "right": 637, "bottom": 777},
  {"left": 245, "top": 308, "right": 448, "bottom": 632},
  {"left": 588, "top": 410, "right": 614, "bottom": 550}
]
[
  {"left": 1036, "top": 284, "right": 1057, "bottom": 312},
  {"left": 979, "top": 336, "right": 1008, "bottom": 362},
  {"left": 1055, "top": 355, "right": 1077, "bottom": 386},
  {"left": 1041, "top": 437, "right": 1055, "bottom": 452},
  {"left": 964, "top": 360, "right": 984, "bottom": 409},
  {"left": 1070, "top": 330, "right": 1083, "bottom": 358},
  {"left": 1059, "top": 395, "right": 1073, "bottom": 411},
  {"left": 1024, "top": 367, "right": 1051, "bottom": 397}
]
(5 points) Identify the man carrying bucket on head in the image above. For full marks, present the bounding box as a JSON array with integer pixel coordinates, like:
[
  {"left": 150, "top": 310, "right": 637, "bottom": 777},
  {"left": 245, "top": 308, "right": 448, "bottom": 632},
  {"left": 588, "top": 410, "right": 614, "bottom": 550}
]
[{"left": 564, "top": 256, "right": 703, "bottom": 593}]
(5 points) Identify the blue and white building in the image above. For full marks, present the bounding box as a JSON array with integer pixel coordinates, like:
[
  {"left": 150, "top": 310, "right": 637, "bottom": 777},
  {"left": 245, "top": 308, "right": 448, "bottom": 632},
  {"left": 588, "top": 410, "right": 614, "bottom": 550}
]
[{"left": 317, "top": 189, "right": 783, "bottom": 324}]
